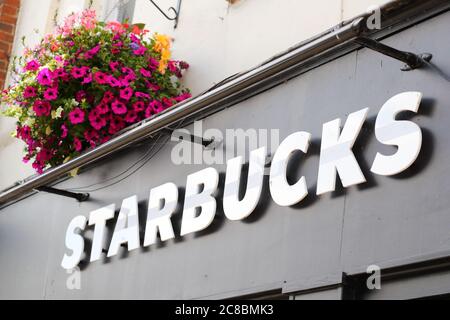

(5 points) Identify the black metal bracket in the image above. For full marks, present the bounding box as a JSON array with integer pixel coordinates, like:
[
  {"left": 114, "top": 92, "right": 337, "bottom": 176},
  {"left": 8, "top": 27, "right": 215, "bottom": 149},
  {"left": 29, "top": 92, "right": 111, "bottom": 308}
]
[
  {"left": 36, "top": 186, "right": 90, "bottom": 202},
  {"left": 354, "top": 37, "right": 432, "bottom": 71},
  {"left": 148, "top": 0, "right": 182, "bottom": 29},
  {"left": 161, "top": 128, "right": 219, "bottom": 149}
]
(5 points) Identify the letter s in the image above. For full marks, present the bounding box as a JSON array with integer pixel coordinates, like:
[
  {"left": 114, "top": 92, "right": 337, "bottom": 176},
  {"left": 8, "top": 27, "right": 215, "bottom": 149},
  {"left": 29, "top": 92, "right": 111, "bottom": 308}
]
[
  {"left": 61, "top": 215, "right": 87, "bottom": 270},
  {"left": 371, "top": 92, "right": 423, "bottom": 176}
]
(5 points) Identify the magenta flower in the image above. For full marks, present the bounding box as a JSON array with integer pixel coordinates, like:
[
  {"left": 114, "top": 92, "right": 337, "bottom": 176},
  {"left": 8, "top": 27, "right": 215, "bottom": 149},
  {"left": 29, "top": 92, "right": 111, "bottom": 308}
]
[
  {"left": 23, "top": 86, "right": 37, "bottom": 99},
  {"left": 107, "top": 76, "right": 121, "bottom": 87},
  {"left": 84, "top": 45, "right": 100, "bottom": 59},
  {"left": 111, "top": 99, "right": 127, "bottom": 114},
  {"left": 124, "top": 110, "right": 138, "bottom": 123},
  {"left": 149, "top": 100, "right": 164, "bottom": 113},
  {"left": 37, "top": 68, "right": 53, "bottom": 86},
  {"left": 95, "top": 103, "right": 109, "bottom": 114},
  {"left": 61, "top": 124, "right": 68, "bottom": 138},
  {"left": 94, "top": 71, "right": 108, "bottom": 84},
  {"left": 33, "top": 100, "right": 51, "bottom": 117},
  {"left": 108, "top": 116, "right": 125, "bottom": 134},
  {"left": 89, "top": 109, "right": 107, "bottom": 130},
  {"left": 73, "top": 137, "right": 82, "bottom": 152},
  {"left": 71, "top": 66, "right": 89, "bottom": 79},
  {"left": 162, "top": 97, "right": 174, "bottom": 108},
  {"left": 75, "top": 90, "right": 87, "bottom": 102},
  {"left": 102, "top": 91, "right": 114, "bottom": 103},
  {"left": 133, "top": 46, "right": 146, "bottom": 55},
  {"left": 147, "top": 81, "right": 160, "bottom": 92},
  {"left": 53, "top": 68, "right": 69, "bottom": 81},
  {"left": 132, "top": 101, "right": 146, "bottom": 112},
  {"left": 25, "top": 60, "right": 40, "bottom": 71},
  {"left": 69, "top": 108, "right": 85, "bottom": 124},
  {"left": 140, "top": 68, "right": 152, "bottom": 78},
  {"left": 135, "top": 92, "right": 150, "bottom": 99},
  {"left": 145, "top": 105, "right": 155, "bottom": 118},
  {"left": 109, "top": 61, "right": 119, "bottom": 72},
  {"left": 119, "top": 87, "right": 133, "bottom": 100},
  {"left": 148, "top": 58, "right": 159, "bottom": 71},
  {"left": 84, "top": 129, "right": 100, "bottom": 147},
  {"left": 82, "top": 73, "right": 93, "bottom": 84},
  {"left": 44, "top": 87, "right": 58, "bottom": 101}
]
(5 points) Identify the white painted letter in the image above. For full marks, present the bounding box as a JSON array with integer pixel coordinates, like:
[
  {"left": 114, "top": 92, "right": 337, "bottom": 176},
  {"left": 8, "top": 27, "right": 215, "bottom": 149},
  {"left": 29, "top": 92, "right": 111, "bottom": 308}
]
[
  {"left": 144, "top": 183, "right": 178, "bottom": 246},
  {"left": 61, "top": 215, "right": 87, "bottom": 270},
  {"left": 223, "top": 147, "right": 266, "bottom": 220},
  {"left": 317, "top": 108, "right": 369, "bottom": 195},
  {"left": 371, "top": 92, "right": 423, "bottom": 176},
  {"left": 107, "top": 196, "right": 140, "bottom": 257},
  {"left": 270, "top": 132, "right": 311, "bottom": 206},
  {"left": 180, "top": 167, "right": 219, "bottom": 236},
  {"left": 89, "top": 204, "right": 115, "bottom": 262}
]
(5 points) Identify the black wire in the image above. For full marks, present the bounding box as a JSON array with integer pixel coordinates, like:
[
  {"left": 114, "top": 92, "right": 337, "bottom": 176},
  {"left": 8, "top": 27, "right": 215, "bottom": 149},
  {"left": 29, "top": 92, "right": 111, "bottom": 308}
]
[
  {"left": 64, "top": 120, "right": 185, "bottom": 193},
  {"left": 65, "top": 133, "right": 165, "bottom": 191},
  {"left": 72, "top": 134, "right": 171, "bottom": 193}
]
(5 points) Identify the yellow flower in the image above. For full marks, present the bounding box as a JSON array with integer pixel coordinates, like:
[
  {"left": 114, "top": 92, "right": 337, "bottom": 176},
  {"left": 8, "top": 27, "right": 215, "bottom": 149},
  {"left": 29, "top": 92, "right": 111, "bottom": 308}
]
[
  {"left": 154, "top": 33, "right": 171, "bottom": 53},
  {"left": 46, "top": 126, "right": 53, "bottom": 135}
]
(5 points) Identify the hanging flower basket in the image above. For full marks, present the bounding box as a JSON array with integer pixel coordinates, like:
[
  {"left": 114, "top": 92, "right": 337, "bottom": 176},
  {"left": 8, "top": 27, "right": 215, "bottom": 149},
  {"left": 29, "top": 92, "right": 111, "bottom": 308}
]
[{"left": 1, "top": 9, "right": 191, "bottom": 174}]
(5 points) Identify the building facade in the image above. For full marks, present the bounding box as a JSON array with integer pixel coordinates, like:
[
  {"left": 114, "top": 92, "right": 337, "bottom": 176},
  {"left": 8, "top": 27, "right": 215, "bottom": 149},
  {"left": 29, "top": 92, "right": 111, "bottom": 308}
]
[{"left": 0, "top": 0, "right": 449, "bottom": 300}]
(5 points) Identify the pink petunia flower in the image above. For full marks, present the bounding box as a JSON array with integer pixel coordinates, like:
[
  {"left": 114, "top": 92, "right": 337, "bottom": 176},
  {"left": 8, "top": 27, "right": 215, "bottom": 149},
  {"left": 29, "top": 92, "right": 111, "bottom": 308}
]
[
  {"left": 132, "top": 101, "right": 146, "bottom": 112},
  {"left": 148, "top": 58, "right": 159, "bottom": 71},
  {"left": 82, "top": 73, "right": 92, "bottom": 84},
  {"left": 71, "top": 66, "right": 89, "bottom": 79},
  {"left": 109, "top": 61, "right": 119, "bottom": 72},
  {"left": 61, "top": 124, "right": 68, "bottom": 138},
  {"left": 25, "top": 60, "right": 40, "bottom": 71},
  {"left": 33, "top": 100, "right": 51, "bottom": 116},
  {"left": 140, "top": 68, "right": 152, "bottom": 78},
  {"left": 107, "top": 76, "right": 121, "bottom": 87},
  {"left": 75, "top": 90, "right": 87, "bottom": 102},
  {"left": 102, "top": 91, "right": 114, "bottom": 103},
  {"left": 43, "top": 87, "right": 58, "bottom": 101},
  {"left": 89, "top": 109, "right": 107, "bottom": 130},
  {"left": 133, "top": 46, "right": 146, "bottom": 55},
  {"left": 73, "top": 137, "right": 82, "bottom": 152},
  {"left": 119, "top": 87, "right": 133, "bottom": 100},
  {"left": 69, "top": 107, "right": 85, "bottom": 124},
  {"left": 23, "top": 86, "right": 37, "bottom": 99},
  {"left": 95, "top": 103, "right": 110, "bottom": 114},
  {"left": 149, "top": 100, "right": 164, "bottom": 113},
  {"left": 94, "top": 71, "right": 108, "bottom": 84},
  {"left": 111, "top": 100, "right": 127, "bottom": 114},
  {"left": 124, "top": 110, "right": 138, "bottom": 123},
  {"left": 84, "top": 45, "right": 100, "bottom": 59},
  {"left": 135, "top": 92, "right": 150, "bottom": 99},
  {"left": 37, "top": 68, "right": 53, "bottom": 86}
]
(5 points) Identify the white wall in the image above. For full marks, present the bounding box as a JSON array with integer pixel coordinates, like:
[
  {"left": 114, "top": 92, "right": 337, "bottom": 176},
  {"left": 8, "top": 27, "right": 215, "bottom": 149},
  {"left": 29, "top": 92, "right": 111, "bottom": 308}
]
[{"left": 0, "top": 0, "right": 391, "bottom": 190}]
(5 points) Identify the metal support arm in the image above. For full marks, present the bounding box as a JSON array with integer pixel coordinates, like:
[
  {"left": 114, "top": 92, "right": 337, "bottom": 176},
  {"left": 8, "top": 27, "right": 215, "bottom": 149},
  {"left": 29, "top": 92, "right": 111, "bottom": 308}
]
[
  {"left": 36, "top": 186, "right": 90, "bottom": 202},
  {"left": 148, "top": 0, "right": 182, "bottom": 28},
  {"left": 354, "top": 37, "right": 432, "bottom": 71}
]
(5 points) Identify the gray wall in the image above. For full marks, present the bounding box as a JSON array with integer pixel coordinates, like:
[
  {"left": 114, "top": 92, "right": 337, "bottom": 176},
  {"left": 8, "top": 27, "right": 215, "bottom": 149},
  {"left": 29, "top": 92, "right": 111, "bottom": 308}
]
[{"left": 0, "top": 11, "right": 449, "bottom": 300}]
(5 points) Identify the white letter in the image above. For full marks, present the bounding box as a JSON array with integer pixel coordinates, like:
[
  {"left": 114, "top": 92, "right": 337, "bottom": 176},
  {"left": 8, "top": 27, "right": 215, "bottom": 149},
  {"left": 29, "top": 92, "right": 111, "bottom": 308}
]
[
  {"left": 144, "top": 183, "right": 178, "bottom": 246},
  {"left": 223, "top": 147, "right": 266, "bottom": 220},
  {"left": 107, "top": 195, "right": 140, "bottom": 257},
  {"left": 61, "top": 215, "right": 87, "bottom": 270},
  {"left": 316, "top": 108, "right": 369, "bottom": 195},
  {"left": 371, "top": 92, "right": 423, "bottom": 176},
  {"left": 269, "top": 132, "right": 311, "bottom": 206},
  {"left": 180, "top": 167, "right": 219, "bottom": 236},
  {"left": 367, "top": 265, "right": 381, "bottom": 290},
  {"left": 89, "top": 204, "right": 115, "bottom": 262},
  {"left": 171, "top": 128, "right": 192, "bottom": 165}
]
